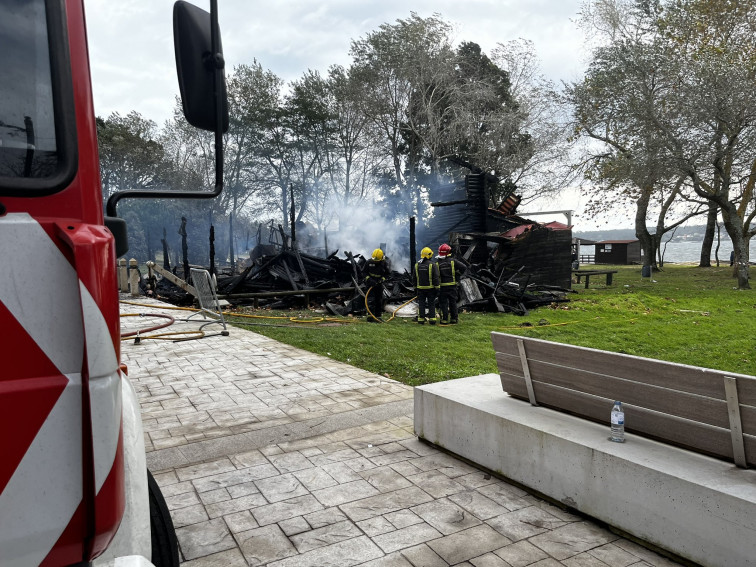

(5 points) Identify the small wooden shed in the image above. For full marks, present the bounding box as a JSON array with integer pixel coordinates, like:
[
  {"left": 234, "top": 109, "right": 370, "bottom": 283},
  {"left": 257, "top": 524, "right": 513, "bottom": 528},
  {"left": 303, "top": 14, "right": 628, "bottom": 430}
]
[{"left": 594, "top": 239, "right": 642, "bottom": 265}]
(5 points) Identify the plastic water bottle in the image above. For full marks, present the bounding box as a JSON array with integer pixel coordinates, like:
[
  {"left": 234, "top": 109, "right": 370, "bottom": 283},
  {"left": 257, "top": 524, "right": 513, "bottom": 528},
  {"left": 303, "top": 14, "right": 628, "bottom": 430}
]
[{"left": 610, "top": 401, "right": 625, "bottom": 443}]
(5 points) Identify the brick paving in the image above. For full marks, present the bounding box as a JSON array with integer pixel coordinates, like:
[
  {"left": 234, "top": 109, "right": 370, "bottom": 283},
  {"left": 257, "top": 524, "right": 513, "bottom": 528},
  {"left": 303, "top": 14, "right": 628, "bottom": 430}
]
[{"left": 119, "top": 297, "right": 685, "bottom": 567}]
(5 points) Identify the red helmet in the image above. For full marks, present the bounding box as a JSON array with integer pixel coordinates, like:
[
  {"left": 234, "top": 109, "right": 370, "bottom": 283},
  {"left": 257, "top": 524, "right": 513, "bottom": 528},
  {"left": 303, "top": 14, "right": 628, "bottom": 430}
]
[{"left": 439, "top": 243, "right": 452, "bottom": 257}]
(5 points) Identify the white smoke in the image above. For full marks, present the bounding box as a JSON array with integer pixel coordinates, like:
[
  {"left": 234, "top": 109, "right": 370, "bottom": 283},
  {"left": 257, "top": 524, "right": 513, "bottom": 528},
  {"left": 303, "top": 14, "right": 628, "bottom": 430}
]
[{"left": 323, "top": 200, "right": 412, "bottom": 274}]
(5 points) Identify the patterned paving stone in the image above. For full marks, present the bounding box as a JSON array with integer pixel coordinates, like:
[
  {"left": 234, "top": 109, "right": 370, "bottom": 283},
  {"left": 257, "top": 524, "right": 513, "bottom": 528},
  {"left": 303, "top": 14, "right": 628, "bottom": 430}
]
[
  {"left": 562, "top": 551, "right": 613, "bottom": 566},
  {"left": 235, "top": 524, "right": 298, "bottom": 566},
  {"left": 487, "top": 506, "right": 568, "bottom": 542},
  {"left": 266, "top": 535, "right": 384, "bottom": 567},
  {"left": 399, "top": 543, "right": 448, "bottom": 567},
  {"left": 290, "top": 519, "right": 363, "bottom": 553},
  {"left": 357, "top": 516, "right": 397, "bottom": 537},
  {"left": 405, "top": 469, "right": 467, "bottom": 499},
  {"left": 361, "top": 465, "right": 414, "bottom": 493},
  {"left": 192, "top": 465, "right": 277, "bottom": 493},
  {"left": 470, "top": 552, "right": 514, "bottom": 567},
  {"left": 268, "top": 451, "right": 315, "bottom": 473},
  {"left": 587, "top": 542, "right": 643, "bottom": 566},
  {"left": 411, "top": 498, "right": 482, "bottom": 535},
  {"left": 167, "top": 503, "right": 208, "bottom": 531},
  {"left": 427, "top": 524, "right": 512, "bottom": 565},
  {"left": 176, "top": 517, "right": 236, "bottom": 560},
  {"left": 528, "top": 521, "right": 616, "bottom": 560},
  {"left": 493, "top": 540, "right": 549, "bottom": 567},
  {"left": 175, "top": 458, "right": 237, "bottom": 482},
  {"left": 293, "top": 466, "right": 339, "bottom": 491},
  {"left": 372, "top": 522, "right": 443, "bottom": 554},
  {"left": 476, "top": 483, "right": 530, "bottom": 511},
  {"left": 205, "top": 493, "right": 268, "bottom": 519},
  {"left": 340, "top": 486, "right": 435, "bottom": 522},
  {"left": 384, "top": 509, "right": 423, "bottom": 530},
  {"left": 312, "top": 479, "right": 381, "bottom": 507},
  {"left": 312, "top": 461, "right": 362, "bottom": 484},
  {"left": 612, "top": 539, "right": 683, "bottom": 566},
  {"left": 278, "top": 516, "right": 310, "bottom": 537},
  {"left": 197, "top": 488, "right": 231, "bottom": 505},
  {"left": 448, "top": 490, "right": 509, "bottom": 520},
  {"left": 527, "top": 559, "right": 564, "bottom": 567},
  {"left": 252, "top": 494, "right": 324, "bottom": 526},
  {"left": 358, "top": 552, "right": 415, "bottom": 567},
  {"left": 179, "top": 547, "right": 248, "bottom": 567},
  {"left": 226, "top": 480, "right": 261, "bottom": 499},
  {"left": 165, "top": 490, "right": 201, "bottom": 510},
  {"left": 303, "top": 507, "right": 349, "bottom": 529},
  {"left": 222, "top": 510, "right": 259, "bottom": 534},
  {"left": 255, "top": 473, "right": 309, "bottom": 503}
]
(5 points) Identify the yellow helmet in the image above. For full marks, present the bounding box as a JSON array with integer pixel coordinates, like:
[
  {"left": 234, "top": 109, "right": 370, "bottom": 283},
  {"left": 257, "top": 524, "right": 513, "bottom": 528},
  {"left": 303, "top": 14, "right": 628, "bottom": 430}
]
[
  {"left": 372, "top": 248, "right": 384, "bottom": 261},
  {"left": 421, "top": 247, "right": 433, "bottom": 259}
]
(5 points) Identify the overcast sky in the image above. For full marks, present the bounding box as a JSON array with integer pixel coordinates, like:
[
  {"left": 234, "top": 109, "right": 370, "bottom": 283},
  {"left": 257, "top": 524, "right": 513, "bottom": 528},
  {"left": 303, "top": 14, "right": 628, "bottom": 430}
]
[{"left": 85, "top": 0, "right": 615, "bottom": 228}]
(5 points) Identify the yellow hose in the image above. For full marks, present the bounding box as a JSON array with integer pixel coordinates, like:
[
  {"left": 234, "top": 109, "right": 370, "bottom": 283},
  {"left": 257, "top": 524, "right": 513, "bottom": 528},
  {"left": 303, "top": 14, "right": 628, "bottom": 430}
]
[
  {"left": 364, "top": 286, "right": 382, "bottom": 322},
  {"left": 386, "top": 295, "right": 418, "bottom": 322}
]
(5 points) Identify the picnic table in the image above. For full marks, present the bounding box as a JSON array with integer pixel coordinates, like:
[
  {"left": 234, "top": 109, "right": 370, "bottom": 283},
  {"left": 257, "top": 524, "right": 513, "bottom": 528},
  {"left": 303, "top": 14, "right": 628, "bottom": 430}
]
[{"left": 572, "top": 269, "right": 618, "bottom": 288}]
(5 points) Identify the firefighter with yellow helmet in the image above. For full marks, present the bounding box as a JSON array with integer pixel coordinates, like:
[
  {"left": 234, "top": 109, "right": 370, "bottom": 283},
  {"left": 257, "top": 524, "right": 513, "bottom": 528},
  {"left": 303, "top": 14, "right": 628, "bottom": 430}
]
[
  {"left": 415, "top": 246, "right": 440, "bottom": 324},
  {"left": 363, "top": 248, "right": 390, "bottom": 322}
]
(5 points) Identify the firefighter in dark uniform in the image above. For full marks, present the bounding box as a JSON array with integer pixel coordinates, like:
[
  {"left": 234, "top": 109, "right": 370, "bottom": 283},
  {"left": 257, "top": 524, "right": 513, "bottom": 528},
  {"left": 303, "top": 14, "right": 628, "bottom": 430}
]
[
  {"left": 364, "top": 248, "right": 390, "bottom": 322},
  {"left": 437, "top": 243, "right": 465, "bottom": 325},
  {"left": 415, "top": 247, "right": 440, "bottom": 324}
]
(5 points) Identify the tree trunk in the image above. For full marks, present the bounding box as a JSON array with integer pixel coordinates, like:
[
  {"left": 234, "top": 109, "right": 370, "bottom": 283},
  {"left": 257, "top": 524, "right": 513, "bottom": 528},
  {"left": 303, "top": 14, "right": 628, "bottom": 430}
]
[
  {"left": 635, "top": 186, "right": 657, "bottom": 271},
  {"left": 720, "top": 201, "right": 751, "bottom": 289},
  {"left": 699, "top": 201, "right": 717, "bottom": 267}
]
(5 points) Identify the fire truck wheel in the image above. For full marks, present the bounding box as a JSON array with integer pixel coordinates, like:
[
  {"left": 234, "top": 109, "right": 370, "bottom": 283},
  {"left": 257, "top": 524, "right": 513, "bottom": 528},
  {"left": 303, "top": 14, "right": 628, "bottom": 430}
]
[{"left": 148, "top": 469, "right": 180, "bottom": 567}]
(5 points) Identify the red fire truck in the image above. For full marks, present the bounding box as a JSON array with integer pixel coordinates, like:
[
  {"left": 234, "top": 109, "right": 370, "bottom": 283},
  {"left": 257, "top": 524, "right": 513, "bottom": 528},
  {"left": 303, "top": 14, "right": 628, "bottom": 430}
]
[{"left": 0, "top": 0, "right": 227, "bottom": 565}]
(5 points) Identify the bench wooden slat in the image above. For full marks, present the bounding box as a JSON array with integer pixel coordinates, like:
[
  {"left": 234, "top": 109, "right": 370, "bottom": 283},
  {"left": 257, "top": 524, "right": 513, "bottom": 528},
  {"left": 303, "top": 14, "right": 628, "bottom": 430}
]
[
  {"left": 497, "top": 354, "right": 756, "bottom": 436},
  {"left": 492, "top": 333, "right": 756, "bottom": 402},
  {"left": 495, "top": 353, "right": 735, "bottom": 429},
  {"left": 499, "top": 371, "right": 756, "bottom": 464},
  {"left": 735, "top": 377, "right": 756, "bottom": 412},
  {"left": 492, "top": 332, "right": 756, "bottom": 467}
]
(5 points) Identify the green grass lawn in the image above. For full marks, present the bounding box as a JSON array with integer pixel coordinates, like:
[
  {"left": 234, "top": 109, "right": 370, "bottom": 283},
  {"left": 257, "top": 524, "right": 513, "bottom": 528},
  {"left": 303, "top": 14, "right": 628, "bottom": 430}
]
[{"left": 227, "top": 264, "right": 755, "bottom": 386}]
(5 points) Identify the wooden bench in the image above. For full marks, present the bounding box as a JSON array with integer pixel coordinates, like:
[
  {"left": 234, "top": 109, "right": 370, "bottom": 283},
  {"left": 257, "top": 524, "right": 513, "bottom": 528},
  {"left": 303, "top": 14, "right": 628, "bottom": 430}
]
[
  {"left": 572, "top": 269, "right": 618, "bottom": 288},
  {"left": 491, "top": 332, "right": 756, "bottom": 468}
]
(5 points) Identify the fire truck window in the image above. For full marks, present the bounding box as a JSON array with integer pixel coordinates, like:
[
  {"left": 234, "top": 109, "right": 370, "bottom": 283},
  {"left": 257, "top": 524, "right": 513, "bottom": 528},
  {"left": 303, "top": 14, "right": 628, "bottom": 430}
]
[{"left": 0, "top": 0, "right": 58, "bottom": 180}]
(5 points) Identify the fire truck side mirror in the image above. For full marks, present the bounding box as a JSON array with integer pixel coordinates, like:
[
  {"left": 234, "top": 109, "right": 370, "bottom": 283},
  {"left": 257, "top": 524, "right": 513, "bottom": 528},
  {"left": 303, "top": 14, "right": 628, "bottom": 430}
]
[
  {"left": 173, "top": 1, "right": 229, "bottom": 133},
  {"left": 105, "top": 216, "right": 129, "bottom": 258}
]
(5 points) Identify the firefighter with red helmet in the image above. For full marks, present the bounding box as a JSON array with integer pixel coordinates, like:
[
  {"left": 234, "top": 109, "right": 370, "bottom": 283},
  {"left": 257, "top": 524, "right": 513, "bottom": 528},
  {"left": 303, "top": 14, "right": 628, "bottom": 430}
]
[
  {"left": 437, "top": 243, "right": 465, "bottom": 324},
  {"left": 415, "top": 246, "right": 440, "bottom": 324},
  {"left": 364, "top": 248, "right": 390, "bottom": 322}
]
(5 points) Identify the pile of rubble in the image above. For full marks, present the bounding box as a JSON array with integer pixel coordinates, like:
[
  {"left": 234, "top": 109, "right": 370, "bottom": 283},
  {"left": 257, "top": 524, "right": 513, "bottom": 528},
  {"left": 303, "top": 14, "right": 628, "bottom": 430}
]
[{"left": 146, "top": 245, "right": 572, "bottom": 317}]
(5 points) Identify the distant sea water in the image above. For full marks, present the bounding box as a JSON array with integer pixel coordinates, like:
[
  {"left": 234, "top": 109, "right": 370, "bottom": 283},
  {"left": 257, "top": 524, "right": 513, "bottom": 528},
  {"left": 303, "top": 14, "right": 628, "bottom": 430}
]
[{"left": 581, "top": 241, "right": 736, "bottom": 264}]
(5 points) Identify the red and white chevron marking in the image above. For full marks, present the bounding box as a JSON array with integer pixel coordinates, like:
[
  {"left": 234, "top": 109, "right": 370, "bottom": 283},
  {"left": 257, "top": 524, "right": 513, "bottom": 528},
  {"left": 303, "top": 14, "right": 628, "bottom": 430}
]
[{"left": 0, "top": 213, "right": 123, "bottom": 566}]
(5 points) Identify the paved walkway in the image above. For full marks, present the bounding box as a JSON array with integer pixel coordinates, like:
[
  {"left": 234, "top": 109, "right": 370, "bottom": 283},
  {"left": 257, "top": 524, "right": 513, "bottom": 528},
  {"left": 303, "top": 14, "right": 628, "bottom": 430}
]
[{"left": 119, "top": 297, "right": 684, "bottom": 567}]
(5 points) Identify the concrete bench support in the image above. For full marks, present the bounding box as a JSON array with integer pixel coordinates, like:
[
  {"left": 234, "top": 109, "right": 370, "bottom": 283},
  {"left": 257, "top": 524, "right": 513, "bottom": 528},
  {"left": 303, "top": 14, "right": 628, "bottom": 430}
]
[{"left": 414, "top": 374, "right": 756, "bottom": 567}]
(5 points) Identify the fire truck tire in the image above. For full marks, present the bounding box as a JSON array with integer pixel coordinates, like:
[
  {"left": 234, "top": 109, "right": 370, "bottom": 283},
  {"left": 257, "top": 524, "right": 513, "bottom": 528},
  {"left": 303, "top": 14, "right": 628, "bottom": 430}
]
[{"left": 147, "top": 469, "right": 180, "bottom": 567}]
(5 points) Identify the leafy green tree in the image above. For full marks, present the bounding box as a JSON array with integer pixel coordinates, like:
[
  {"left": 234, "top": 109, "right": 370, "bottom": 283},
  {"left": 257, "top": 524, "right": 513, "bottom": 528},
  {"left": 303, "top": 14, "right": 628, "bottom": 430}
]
[
  {"left": 569, "top": 0, "right": 756, "bottom": 280},
  {"left": 349, "top": 13, "right": 454, "bottom": 222},
  {"left": 97, "top": 111, "right": 166, "bottom": 200}
]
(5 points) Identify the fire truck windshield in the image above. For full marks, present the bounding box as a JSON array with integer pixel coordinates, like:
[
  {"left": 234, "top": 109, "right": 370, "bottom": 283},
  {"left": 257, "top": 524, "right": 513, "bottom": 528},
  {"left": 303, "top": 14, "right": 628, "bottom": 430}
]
[{"left": 0, "top": 0, "right": 63, "bottom": 187}]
